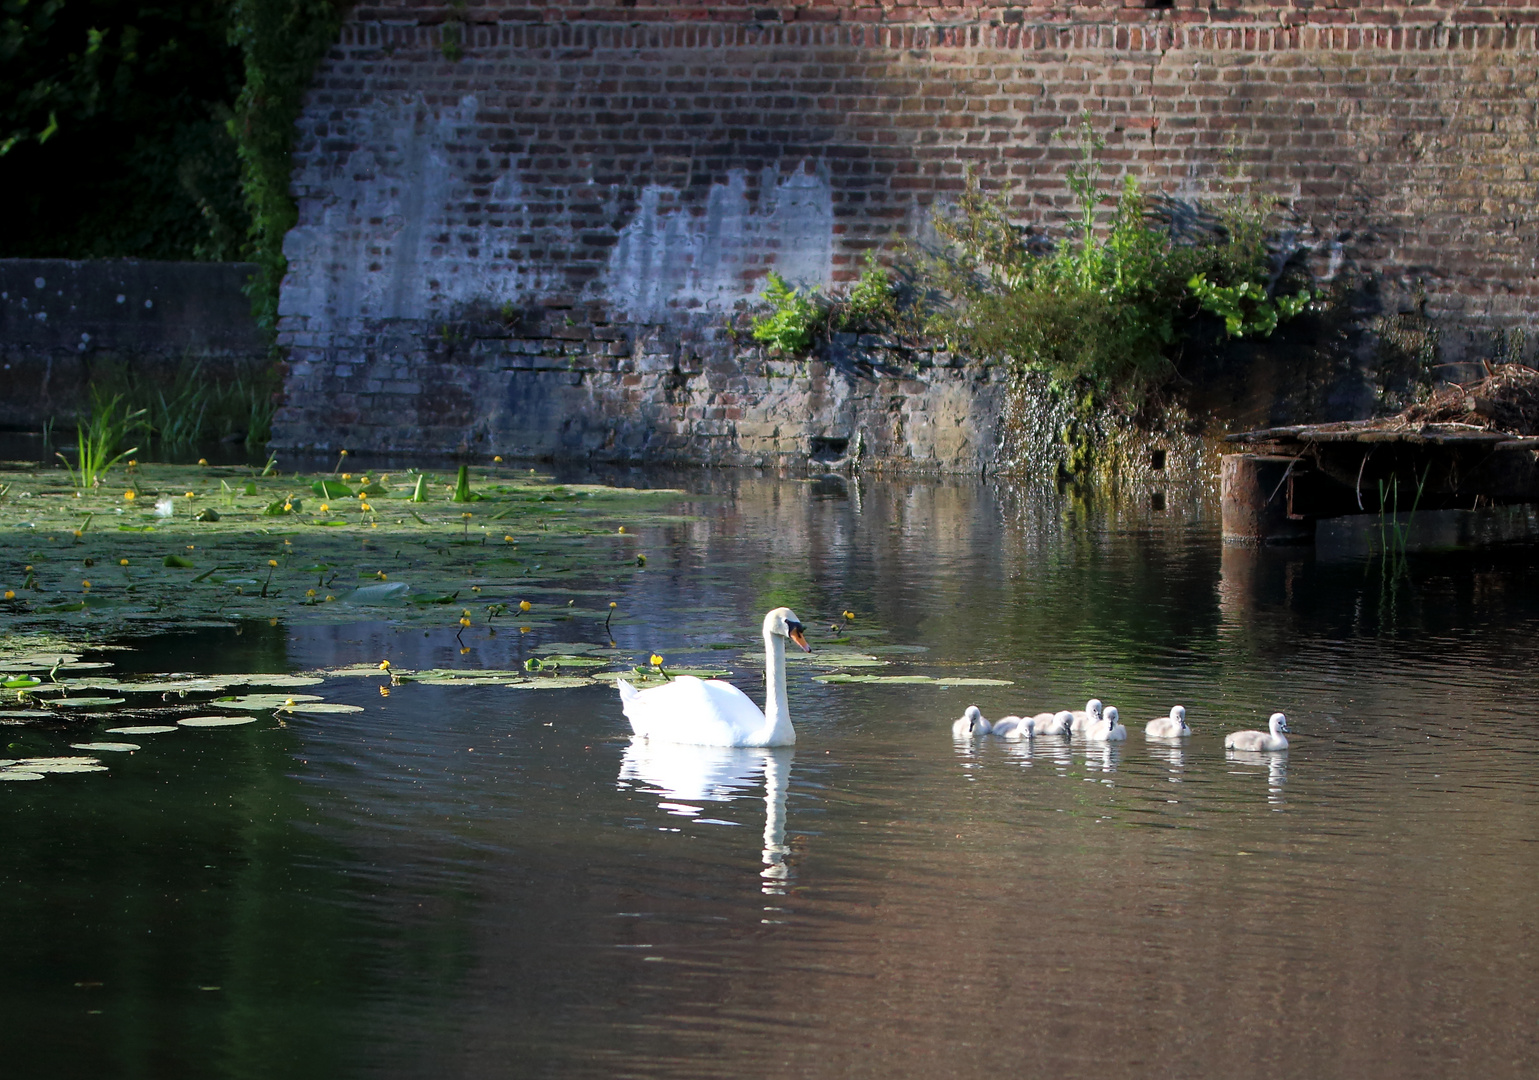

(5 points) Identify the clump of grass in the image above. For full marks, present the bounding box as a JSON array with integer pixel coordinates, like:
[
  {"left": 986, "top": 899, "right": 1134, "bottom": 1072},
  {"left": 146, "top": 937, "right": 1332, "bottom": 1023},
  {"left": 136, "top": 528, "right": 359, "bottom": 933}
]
[
  {"left": 88, "top": 359, "right": 280, "bottom": 452},
  {"left": 56, "top": 392, "right": 142, "bottom": 491}
]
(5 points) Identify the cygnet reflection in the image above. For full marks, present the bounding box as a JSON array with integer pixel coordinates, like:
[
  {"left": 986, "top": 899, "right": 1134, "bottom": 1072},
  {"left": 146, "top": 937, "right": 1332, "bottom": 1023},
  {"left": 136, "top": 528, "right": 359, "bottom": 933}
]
[
  {"left": 618, "top": 740, "right": 795, "bottom": 892},
  {"left": 1000, "top": 738, "right": 1034, "bottom": 769},
  {"left": 1083, "top": 743, "right": 1121, "bottom": 774},
  {"left": 1040, "top": 736, "right": 1074, "bottom": 776},
  {"left": 1146, "top": 738, "right": 1186, "bottom": 781},
  {"left": 1225, "top": 747, "right": 1288, "bottom": 808}
]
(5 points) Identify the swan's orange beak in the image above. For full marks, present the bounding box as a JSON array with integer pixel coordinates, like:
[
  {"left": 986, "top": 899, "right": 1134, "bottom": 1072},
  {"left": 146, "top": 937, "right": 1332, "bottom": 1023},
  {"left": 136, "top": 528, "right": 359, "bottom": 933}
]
[{"left": 788, "top": 624, "right": 811, "bottom": 652}]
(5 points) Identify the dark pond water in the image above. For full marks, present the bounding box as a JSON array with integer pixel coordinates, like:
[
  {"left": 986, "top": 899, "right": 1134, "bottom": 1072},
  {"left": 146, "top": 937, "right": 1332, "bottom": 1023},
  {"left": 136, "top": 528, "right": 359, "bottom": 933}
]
[{"left": 3, "top": 473, "right": 1537, "bottom": 1079}]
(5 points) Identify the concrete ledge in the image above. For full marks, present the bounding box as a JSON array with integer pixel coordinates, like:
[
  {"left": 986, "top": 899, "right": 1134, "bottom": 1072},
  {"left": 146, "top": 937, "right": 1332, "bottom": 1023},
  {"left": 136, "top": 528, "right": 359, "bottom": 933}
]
[{"left": 0, "top": 259, "right": 269, "bottom": 429}]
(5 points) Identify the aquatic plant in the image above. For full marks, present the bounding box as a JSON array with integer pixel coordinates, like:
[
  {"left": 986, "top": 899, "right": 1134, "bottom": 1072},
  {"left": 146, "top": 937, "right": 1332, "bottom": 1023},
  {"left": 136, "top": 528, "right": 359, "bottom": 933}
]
[{"left": 56, "top": 393, "right": 142, "bottom": 491}]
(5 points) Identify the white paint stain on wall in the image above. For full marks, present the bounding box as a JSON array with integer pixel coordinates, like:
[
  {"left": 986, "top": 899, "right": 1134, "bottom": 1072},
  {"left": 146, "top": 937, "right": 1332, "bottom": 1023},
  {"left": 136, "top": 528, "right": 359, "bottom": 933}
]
[
  {"left": 280, "top": 95, "right": 834, "bottom": 329},
  {"left": 603, "top": 163, "right": 834, "bottom": 322},
  {"left": 281, "top": 94, "right": 556, "bottom": 326}
]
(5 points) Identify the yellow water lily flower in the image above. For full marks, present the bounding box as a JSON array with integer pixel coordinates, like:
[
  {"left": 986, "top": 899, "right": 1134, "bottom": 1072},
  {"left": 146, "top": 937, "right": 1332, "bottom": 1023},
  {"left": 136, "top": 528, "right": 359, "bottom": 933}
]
[
  {"left": 519, "top": 599, "right": 532, "bottom": 612},
  {"left": 650, "top": 654, "right": 664, "bottom": 667},
  {"left": 123, "top": 491, "right": 135, "bottom": 501}
]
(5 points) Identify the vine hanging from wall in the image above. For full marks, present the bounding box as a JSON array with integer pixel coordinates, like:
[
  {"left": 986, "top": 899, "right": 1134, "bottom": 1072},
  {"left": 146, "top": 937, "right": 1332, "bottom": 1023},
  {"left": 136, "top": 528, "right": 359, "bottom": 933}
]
[{"left": 229, "top": 0, "right": 351, "bottom": 332}]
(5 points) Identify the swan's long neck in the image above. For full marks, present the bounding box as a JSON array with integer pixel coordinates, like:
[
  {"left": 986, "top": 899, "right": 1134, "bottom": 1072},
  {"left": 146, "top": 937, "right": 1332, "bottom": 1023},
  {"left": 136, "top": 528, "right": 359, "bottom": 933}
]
[{"left": 761, "top": 628, "right": 794, "bottom": 744}]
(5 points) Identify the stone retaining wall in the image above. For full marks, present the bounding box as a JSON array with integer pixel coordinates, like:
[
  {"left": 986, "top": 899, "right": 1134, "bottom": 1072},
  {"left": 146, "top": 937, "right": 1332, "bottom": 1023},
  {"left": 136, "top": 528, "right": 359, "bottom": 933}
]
[
  {"left": 277, "top": 311, "right": 1009, "bottom": 471},
  {"left": 0, "top": 259, "right": 268, "bottom": 430}
]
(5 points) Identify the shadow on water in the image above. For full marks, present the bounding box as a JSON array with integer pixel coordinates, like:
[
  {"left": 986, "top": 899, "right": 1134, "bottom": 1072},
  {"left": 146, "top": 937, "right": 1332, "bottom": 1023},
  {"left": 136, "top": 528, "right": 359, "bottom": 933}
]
[{"left": 3, "top": 472, "right": 1539, "bottom": 1078}]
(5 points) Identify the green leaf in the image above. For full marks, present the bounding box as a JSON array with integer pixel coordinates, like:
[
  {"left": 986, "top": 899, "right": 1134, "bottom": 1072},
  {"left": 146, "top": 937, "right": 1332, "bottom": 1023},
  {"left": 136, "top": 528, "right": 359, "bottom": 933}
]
[
  {"left": 163, "top": 554, "right": 196, "bottom": 568},
  {"left": 311, "top": 480, "right": 356, "bottom": 498}
]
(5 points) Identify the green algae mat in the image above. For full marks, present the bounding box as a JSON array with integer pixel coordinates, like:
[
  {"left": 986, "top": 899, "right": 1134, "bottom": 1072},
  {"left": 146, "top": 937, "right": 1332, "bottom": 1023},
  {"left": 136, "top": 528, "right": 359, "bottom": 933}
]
[{"left": 0, "top": 460, "right": 684, "bottom": 637}]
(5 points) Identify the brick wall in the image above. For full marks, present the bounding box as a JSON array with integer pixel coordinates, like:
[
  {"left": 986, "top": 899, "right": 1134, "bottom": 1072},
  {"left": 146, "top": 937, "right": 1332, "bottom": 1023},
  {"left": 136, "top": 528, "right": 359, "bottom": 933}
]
[{"left": 273, "top": 1, "right": 1539, "bottom": 466}]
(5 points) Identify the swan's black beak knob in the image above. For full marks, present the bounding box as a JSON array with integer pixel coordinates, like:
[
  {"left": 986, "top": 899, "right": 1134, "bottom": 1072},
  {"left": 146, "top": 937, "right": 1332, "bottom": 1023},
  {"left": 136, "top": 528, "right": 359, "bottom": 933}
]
[{"left": 787, "top": 622, "right": 811, "bottom": 653}]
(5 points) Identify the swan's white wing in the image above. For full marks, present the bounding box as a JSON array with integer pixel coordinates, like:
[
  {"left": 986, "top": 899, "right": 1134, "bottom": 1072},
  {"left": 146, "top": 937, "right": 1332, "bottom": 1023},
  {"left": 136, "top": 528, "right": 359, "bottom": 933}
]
[{"left": 619, "top": 676, "right": 768, "bottom": 746}]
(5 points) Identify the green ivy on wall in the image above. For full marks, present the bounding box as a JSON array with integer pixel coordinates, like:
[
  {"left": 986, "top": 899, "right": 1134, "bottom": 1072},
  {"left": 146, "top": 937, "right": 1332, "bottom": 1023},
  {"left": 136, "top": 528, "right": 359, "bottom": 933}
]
[{"left": 228, "top": 0, "right": 348, "bottom": 330}]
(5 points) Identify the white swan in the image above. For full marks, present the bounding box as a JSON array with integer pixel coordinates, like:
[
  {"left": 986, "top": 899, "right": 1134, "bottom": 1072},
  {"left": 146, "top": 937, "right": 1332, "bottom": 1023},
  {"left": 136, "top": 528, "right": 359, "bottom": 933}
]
[
  {"left": 1224, "top": 712, "right": 1290, "bottom": 752},
  {"left": 1069, "top": 698, "right": 1103, "bottom": 733},
  {"left": 952, "top": 705, "right": 991, "bottom": 739},
  {"left": 1032, "top": 710, "right": 1073, "bottom": 736},
  {"left": 1086, "top": 705, "right": 1127, "bottom": 742},
  {"left": 1145, "top": 705, "right": 1192, "bottom": 739},
  {"left": 617, "top": 607, "right": 810, "bottom": 747},
  {"left": 992, "top": 715, "right": 1034, "bottom": 740}
]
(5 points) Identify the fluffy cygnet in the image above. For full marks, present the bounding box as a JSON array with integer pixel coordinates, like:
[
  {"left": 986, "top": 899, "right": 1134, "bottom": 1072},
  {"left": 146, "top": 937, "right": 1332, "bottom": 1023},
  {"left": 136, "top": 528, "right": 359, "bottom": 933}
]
[
  {"left": 1224, "top": 712, "right": 1290, "bottom": 752},
  {"left": 1086, "top": 705, "right": 1127, "bottom": 742},
  {"left": 1145, "top": 705, "right": 1192, "bottom": 739},
  {"left": 953, "top": 705, "right": 991, "bottom": 739}
]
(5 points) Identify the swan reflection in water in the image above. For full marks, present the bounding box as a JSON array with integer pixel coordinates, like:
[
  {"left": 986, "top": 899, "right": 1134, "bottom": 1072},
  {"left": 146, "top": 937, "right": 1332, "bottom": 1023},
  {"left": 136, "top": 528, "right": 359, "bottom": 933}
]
[
  {"left": 1226, "top": 747, "right": 1288, "bottom": 808},
  {"left": 618, "top": 740, "right": 795, "bottom": 894}
]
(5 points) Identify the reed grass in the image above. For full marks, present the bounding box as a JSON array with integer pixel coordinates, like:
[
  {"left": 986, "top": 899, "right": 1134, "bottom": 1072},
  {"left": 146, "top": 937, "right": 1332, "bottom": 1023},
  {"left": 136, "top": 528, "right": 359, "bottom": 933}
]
[
  {"left": 55, "top": 392, "right": 142, "bottom": 491},
  {"left": 87, "top": 359, "right": 280, "bottom": 452}
]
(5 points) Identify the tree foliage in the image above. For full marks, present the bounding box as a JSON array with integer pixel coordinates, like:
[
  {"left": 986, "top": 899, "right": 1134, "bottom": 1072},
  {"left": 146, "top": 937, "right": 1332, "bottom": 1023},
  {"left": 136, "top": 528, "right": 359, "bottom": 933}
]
[
  {"left": 0, "top": 0, "right": 249, "bottom": 259},
  {"left": 1, "top": 0, "right": 346, "bottom": 330}
]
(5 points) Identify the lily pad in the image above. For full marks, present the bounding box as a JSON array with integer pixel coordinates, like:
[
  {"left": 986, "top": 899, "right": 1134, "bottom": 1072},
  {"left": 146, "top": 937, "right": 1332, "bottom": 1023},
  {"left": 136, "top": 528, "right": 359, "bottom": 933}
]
[
  {"left": 70, "top": 742, "right": 140, "bottom": 752},
  {"left": 400, "top": 669, "right": 526, "bottom": 685},
  {"left": 522, "top": 655, "right": 612, "bottom": 669},
  {"left": 311, "top": 480, "right": 356, "bottom": 498},
  {"left": 44, "top": 696, "right": 127, "bottom": 707},
  {"left": 179, "top": 715, "right": 259, "bottom": 727},
  {"left": 13, "top": 756, "right": 108, "bottom": 773},
  {"left": 812, "top": 674, "right": 1015, "bottom": 687},
  {"left": 0, "top": 770, "right": 45, "bottom": 780},
  {"left": 788, "top": 652, "right": 887, "bottom": 668},
  {"left": 209, "top": 693, "right": 324, "bottom": 710},
  {"left": 2, "top": 676, "right": 44, "bottom": 688},
  {"left": 105, "top": 725, "right": 179, "bottom": 735},
  {"left": 505, "top": 676, "right": 596, "bottom": 689},
  {"left": 281, "top": 702, "right": 365, "bottom": 714},
  {"left": 0, "top": 710, "right": 53, "bottom": 720}
]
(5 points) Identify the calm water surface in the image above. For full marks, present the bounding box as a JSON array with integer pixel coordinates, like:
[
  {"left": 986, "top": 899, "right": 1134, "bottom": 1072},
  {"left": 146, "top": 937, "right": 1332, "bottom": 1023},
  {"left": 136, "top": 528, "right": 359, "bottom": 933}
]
[{"left": 3, "top": 474, "right": 1537, "bottom": 1078}]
